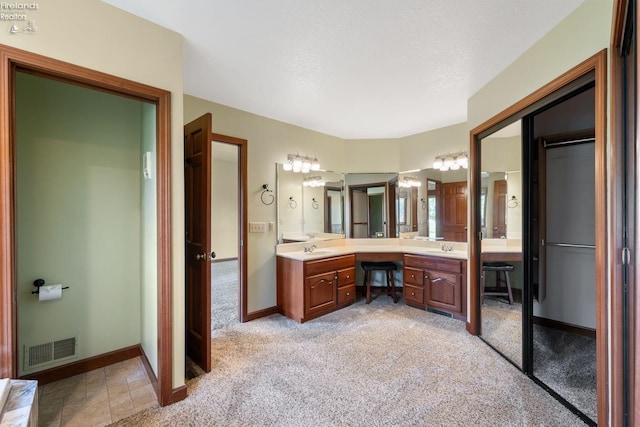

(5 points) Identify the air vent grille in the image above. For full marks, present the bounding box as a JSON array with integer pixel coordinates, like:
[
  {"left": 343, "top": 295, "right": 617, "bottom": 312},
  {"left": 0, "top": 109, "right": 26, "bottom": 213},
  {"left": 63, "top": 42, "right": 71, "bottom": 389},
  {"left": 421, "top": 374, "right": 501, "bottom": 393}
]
[{"left": 25, "top": 337, "right": 77, "bottom": 369}]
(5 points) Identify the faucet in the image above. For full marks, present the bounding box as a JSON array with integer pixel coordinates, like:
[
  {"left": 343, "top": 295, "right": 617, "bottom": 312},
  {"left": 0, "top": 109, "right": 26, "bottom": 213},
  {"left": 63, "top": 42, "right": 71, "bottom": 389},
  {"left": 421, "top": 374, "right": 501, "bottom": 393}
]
[
  {"left": 304, "top": 244, "right": 317, "bottom": 253},
  {"left": 306, "top": 232, "right": 315, "bottom": 239},
  {"left": 441, "top": 244, "right": 454, "bottom": 252}
]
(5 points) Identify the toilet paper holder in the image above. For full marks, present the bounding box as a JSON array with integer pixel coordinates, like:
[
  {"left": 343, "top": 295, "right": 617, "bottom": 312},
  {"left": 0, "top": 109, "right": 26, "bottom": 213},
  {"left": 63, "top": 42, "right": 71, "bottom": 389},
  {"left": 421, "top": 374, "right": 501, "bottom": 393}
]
[{"left": 31, "top": 279, "right": 69, "bottom": 294}]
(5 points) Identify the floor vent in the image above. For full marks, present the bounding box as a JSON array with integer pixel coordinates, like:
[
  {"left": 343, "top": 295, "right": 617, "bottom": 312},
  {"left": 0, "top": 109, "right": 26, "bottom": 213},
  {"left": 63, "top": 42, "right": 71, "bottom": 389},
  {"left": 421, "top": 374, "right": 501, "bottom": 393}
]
[{"left": 25, "top": 337, "right": 77, "bottom": 369}]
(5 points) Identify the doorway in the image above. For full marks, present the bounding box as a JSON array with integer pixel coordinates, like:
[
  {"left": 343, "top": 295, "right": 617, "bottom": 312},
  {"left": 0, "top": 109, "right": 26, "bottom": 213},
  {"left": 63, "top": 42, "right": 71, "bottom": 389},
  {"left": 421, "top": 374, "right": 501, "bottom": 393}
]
[
  {"left": 184, "top": 113, "right": 248, "bottom": 374},
  {"left": 469, "top": 50, "right": 607, "bottom": 425},
  {"left": 0, "top": 45, "right": 174, "bottom": 405}
]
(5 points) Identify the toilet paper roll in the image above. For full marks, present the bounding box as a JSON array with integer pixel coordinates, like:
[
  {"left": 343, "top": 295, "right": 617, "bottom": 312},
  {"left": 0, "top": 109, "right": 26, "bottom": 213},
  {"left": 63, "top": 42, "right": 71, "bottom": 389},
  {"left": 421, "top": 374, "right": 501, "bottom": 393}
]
[{"left": 39, "top": 284, "right": 62, "bottom": 301}]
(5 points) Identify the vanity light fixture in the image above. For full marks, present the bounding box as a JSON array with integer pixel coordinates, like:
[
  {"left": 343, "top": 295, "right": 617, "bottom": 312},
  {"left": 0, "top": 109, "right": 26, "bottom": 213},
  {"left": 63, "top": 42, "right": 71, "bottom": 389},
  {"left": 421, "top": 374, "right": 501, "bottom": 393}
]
[
  {"left": 283, "top": 153, "right": 320, "bottom": 173},
  {"left": 432, "top": 151, "right": 469, "bottom": 172},
  {"left": 399, "top": 176, "right": 421, "bottom": 188},
  {"left": 302, "top": 176, "right": 325, "bottom": 187}
]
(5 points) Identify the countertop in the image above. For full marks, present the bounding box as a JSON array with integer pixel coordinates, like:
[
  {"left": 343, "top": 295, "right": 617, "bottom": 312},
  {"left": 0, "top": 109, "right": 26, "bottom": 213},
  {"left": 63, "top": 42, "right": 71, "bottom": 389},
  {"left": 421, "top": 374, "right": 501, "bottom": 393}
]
[{"left": 276, "top": 238, "right": 522, "bottom": 262}]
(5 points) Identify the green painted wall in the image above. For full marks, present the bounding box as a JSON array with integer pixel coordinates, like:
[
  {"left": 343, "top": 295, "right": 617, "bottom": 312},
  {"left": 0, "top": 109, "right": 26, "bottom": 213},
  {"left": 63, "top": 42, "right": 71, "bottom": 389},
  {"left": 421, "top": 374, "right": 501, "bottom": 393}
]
[{"left": 16, "top": 72, "right": 143, "bottom": 375}]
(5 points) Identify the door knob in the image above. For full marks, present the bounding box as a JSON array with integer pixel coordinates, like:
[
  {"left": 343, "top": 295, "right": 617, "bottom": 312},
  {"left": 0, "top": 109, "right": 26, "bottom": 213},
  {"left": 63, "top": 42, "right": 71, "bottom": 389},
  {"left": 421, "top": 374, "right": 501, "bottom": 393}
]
[{"left": 195, "top": 251, "right": 216, "bottom": 261}]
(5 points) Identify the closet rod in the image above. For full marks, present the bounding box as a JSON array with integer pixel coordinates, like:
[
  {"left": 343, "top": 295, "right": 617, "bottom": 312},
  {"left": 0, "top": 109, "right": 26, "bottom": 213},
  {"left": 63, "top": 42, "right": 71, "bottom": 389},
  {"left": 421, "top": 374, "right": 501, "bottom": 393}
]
[
  {"left": 543, "top": 137, "right": 595, "bottom": 148},
  {"left": 543, "top": 241, "right": 595, "bottom": 249}
]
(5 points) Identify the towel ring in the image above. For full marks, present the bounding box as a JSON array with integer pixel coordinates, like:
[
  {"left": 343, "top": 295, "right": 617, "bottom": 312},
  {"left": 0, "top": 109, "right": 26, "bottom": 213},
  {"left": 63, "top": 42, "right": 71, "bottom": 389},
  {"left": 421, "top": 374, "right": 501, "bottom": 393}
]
[
  {"left": 289, "top": 196, "right": 297, "bottom": 209},
  {"left": 312, "top": 198, "right": 319, "bottom": 209},
  {"left": 508, "top": 196, "right": 519, "bottom": 208},
  {"left": 260, "top": 184, "right": 274, "bottom": 205}
]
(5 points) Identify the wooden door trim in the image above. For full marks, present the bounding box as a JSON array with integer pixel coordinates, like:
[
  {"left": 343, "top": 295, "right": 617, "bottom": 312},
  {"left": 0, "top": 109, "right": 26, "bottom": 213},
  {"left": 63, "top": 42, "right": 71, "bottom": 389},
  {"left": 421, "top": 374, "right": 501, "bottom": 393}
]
[
  {"left": 468, "top": 49, "right": 607, "bottom": 424},
  {"left": 211, "top": 132, "right": 249, "bottom": 323},
  {"left": 0, "top": 44, "right": 175, "bottom": 406}
]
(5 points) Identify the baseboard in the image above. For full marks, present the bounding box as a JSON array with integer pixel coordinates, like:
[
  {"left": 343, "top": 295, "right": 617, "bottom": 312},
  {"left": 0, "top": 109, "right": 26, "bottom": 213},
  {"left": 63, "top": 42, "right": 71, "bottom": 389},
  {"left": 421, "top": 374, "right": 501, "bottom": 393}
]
[
  {"left": 20, "top": 344, "right": 142, "bottom": 385},
  {"left": 170, "top": 385, "right": 188, "bottom": 405},
  {"left": 246, "top": 306, "right": 278, "bottom": 321},
  {"left": 533, "top": 316, "right": 596, "bottom": 339},
  {"left": 139, "top": 346, "right": 159, "bottom": 400}
]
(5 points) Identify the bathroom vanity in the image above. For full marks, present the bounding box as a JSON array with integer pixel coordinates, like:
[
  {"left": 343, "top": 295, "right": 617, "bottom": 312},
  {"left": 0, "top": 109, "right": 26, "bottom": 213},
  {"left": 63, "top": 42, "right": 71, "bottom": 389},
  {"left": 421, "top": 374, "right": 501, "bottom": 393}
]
[{"left": 276, "top": 239, "right": 469, "bottom": 323}]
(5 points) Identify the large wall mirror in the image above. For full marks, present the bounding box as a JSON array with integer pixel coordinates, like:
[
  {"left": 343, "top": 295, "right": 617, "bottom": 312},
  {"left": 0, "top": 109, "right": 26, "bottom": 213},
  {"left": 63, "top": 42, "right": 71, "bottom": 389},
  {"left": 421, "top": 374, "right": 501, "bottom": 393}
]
[
  {"left": 397, "top": 169, "right": 468, "bottom": 241},
  {"left": 276, "top": 165, "right": 345, "bottom": 243},
  {"left": 479, "top": 119, "right": 523, "bottom": 368},
  {"left": 344, "top": 173, "right": 398, "bottom": 238}
]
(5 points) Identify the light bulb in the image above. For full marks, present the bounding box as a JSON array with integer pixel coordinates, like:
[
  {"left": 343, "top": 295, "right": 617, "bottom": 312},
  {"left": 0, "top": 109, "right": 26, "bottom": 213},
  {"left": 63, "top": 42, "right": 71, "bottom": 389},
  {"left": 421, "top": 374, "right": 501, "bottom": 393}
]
[
  {"left": 311, "top": 158, "right": 320, "bottom": 171},
  {"left": 450, "top": 163, "right": 460, "bottom": 171},
  {"left": 283, "top": 162, "right": 292, "bottom": 171},
  {"left": 444, "top": 156, "right": 455, "bottom": 168},
  {"left": 433, "top": 157, "right": 443, "bottom": 169}
]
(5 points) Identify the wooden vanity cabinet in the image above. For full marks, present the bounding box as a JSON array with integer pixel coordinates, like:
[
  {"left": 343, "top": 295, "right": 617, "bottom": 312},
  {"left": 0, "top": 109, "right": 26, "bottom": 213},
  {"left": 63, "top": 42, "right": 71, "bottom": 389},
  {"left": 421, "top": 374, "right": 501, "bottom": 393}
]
[
  {"left": 277, "top": 254, "right": 356, "bottom": 323},
  {"left": 403, "top": 254, "right": 467, "bottom": 320}
]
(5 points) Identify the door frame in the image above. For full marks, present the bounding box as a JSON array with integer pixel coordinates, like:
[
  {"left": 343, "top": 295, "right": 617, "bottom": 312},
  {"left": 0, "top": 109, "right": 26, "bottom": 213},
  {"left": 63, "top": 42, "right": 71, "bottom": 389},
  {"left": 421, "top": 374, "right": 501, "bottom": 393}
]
[
  {"left": 211, "top": 132, "right": 249, "bottom": 323},
  {"left": 0, "top": 45, "right": 176, "bottom": 405},
  {"left": 610, "top": 0, "right": 636, "bottom": 423},
  {"left": 468, "top": 50, "right": 607, "bottom": 424}
]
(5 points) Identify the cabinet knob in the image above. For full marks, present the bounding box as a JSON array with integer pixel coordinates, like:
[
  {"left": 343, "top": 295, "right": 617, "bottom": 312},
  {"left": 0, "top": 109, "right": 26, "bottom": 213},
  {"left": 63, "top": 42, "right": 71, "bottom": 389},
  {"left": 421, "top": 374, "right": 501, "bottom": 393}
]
[
  {"left": 411, "top": 274, "right": 415, "bottom": 279},
  {"left": 424, "top": 275, "right": 429, "bottom": 280},
  {"left": 411, "top": 292, "right": 416, "bottom": 296},
  {"left": 346, "top": 275, "right": 350, "bottom": 279},
  {"left": 346, "top": 292, "right": 350, "bottom": 296}
]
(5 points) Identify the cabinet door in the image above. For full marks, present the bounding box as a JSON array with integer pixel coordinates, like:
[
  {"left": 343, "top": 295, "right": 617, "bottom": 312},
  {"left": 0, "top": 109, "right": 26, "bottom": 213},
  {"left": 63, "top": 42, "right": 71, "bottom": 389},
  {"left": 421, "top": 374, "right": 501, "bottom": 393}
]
[
  {"left": 424, "top": 270, "right": 461, "bottom": 313},
  {"left": 305, "top": 271, "right": 336, "bottom": 315}
]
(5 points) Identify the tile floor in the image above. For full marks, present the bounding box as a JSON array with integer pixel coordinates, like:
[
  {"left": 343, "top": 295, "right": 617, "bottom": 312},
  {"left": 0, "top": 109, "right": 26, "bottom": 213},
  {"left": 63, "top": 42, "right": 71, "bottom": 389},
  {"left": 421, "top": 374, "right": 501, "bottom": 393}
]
[{"left": 38, "top": 357, "right": 158, "bottom": 427}]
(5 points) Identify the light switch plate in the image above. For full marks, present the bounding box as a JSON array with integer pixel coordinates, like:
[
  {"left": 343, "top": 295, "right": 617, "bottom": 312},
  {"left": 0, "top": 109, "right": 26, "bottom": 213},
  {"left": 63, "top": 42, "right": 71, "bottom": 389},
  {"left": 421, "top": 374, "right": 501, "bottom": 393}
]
[{"left": 249, "top": 222, "right": 267, "bottom": 233}]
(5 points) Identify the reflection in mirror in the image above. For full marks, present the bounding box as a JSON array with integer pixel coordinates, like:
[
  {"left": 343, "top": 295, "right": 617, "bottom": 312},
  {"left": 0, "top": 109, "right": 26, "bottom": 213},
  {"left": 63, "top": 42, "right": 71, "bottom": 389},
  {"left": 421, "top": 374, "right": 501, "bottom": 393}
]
[
  {"left": 345, "top": 173, "right": 397, "bottom": 238},
  {"left": 479, "top": 119, "right": 523, "bottom": 368},
  {"left": 276, "top": 164, "right": 345, "bottom": 243},
  {"left": 396, "top": 169, "right": 467, "bottom": 241}
]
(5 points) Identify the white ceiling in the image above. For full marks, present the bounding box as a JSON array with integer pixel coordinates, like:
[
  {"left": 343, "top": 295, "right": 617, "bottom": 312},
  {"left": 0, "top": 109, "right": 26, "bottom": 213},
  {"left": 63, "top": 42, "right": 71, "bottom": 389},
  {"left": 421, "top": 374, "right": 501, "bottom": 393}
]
[{"left": 103, "top": 0, "right": 584, "bottom": 139}]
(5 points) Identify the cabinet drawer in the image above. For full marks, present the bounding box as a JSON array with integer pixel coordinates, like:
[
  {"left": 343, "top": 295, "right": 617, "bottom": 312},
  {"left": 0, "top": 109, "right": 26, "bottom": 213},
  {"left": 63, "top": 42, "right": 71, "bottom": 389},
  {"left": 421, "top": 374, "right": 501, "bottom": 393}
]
[
  {"left": 305, "top": 255, "right": 355, "bottom": 277},
  {"left": 337, "top": 284, "right": 356, "bottom": 305},
  {"left": 403, "top": 284, "right": 424, "bottom": 304},
  {"left": 404, "top": 267, "right": 424, "bottom": 286},
  {"left": 404, "top": 254, "right": 462, "bottom": 274},
  {"left": 337, "top": 267, "right": 355, "bottom": 286}
]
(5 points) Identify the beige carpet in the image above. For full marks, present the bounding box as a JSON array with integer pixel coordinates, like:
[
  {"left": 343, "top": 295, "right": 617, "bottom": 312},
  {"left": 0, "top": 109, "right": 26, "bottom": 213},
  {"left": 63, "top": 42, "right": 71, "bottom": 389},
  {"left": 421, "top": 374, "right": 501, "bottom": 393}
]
[{"left": 112, "top": 297, "right": 586, "bottom": 426}]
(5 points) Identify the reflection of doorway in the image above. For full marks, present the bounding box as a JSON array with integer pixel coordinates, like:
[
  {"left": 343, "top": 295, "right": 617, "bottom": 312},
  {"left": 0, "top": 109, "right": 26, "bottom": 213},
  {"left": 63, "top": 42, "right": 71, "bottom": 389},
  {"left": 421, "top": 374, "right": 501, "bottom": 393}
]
[
  {"left": 324, "top": 186, "right": 343, "bottom": 233},
  {"left": 441, "top": 181, "right": 467, "bottom": 242},
  {"left": 492, "top": 180, "right": 507, "bottom": 238},
  {"left": 349, "top": 184, "right": 387, "bottom": 238}
]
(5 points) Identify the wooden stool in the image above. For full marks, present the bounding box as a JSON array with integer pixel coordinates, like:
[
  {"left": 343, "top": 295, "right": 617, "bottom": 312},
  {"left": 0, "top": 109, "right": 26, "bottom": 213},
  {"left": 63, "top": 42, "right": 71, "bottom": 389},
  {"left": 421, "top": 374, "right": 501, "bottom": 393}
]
[
  {"left": 482, "top": 262, "right": 515, "bottom": 304},
  {"left": 362, "top": 261, "right": 398, "bottom": 304}
]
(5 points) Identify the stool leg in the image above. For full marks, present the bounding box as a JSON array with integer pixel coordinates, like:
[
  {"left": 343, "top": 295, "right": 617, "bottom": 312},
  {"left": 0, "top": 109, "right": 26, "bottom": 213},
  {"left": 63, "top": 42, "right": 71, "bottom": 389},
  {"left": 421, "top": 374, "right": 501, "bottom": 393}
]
[
  {"left": 365, "top": 270, "right": 371, "bottom": 304},
  {"left": 504, "top": 271, "right": 514, "bottom": 305},
  {"left": 389, "top": 270, "right": 398, "bottom": 303}
]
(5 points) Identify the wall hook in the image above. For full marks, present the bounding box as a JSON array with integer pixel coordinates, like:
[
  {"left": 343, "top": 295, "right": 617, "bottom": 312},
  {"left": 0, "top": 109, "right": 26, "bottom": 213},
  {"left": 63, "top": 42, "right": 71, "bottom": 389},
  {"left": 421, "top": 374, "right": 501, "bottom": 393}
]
[{"left": 260, "top": 183, "right": 274, "bottom": 205}]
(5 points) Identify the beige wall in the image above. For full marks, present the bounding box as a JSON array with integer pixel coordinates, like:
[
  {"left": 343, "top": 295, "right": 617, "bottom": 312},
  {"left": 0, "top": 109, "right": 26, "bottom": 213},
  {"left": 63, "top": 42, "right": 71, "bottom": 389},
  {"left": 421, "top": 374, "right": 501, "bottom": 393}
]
[
  {"left": 212, "top": 152, "right": 239, "bottom": 260},
  {"left": 184, "top": 95, "right": 344, "bottom": 311},
  {"left": 467, "top": 1, "right": 612, "bottom": 130},
  {"left": 0, "top": 0, "right": 186, "bottom": 389}
]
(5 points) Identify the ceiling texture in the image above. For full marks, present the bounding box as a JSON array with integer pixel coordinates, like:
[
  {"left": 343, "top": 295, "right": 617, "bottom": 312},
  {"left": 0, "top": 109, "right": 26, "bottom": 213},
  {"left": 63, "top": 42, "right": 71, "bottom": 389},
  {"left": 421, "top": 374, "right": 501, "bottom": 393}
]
[{"left": 103, "top": 0, "right": 584, "bottom": 139}]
